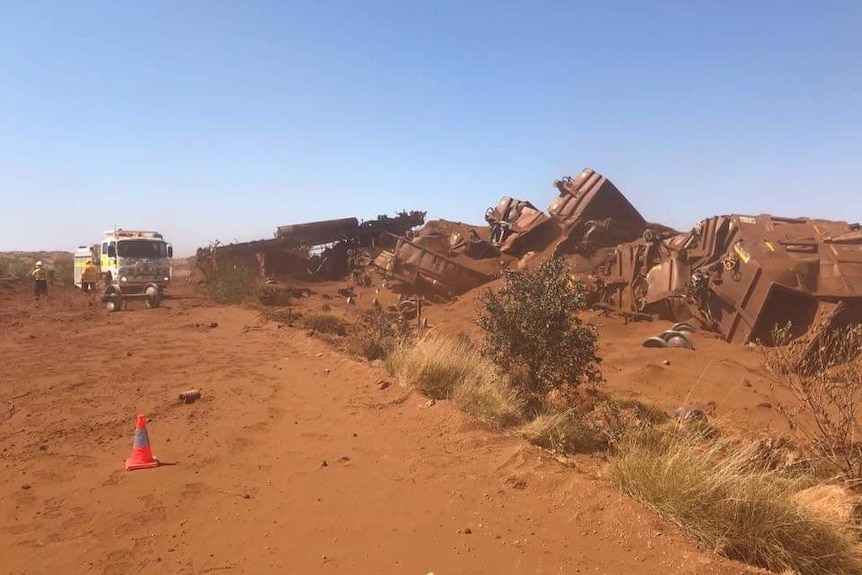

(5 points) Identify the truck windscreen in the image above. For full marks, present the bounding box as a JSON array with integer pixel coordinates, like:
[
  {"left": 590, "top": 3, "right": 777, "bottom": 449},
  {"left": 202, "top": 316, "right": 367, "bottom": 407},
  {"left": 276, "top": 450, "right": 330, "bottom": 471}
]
[{"left": 117, "top": 240, "right": 167, "bottom": 258}]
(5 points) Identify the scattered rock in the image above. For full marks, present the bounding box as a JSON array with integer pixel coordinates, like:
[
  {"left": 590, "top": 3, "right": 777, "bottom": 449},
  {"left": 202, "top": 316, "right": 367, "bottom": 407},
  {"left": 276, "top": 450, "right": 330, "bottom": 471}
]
[
  {"left": 464, "top": 527, "right": 472, "bottom": 535},
  {"left": 209, "top": 322, "right": 219, "bottom": 329},
  {"left": 324, "top": 368, "right": 331, "bottom": 375},
  {"left": 662, "top": 360, "right": 670, "bottom": 366},
  {"left": 420, "top": 398, "right": 436, "bottom": 409},
  {"left": 756, "top": 402, "right": 773, "bottom": 409},
  {"left": 504, "top": 476, "right": 527, "bottom": 490},
  {"left": 320, "top": 460, "right": 328, "bottom": 468},
  {"left": 178, "top": 389, "right": 202, "bottom": 404},
  {"left": 377, "top": 380, "right": 391, "bottom": 391},
  {"left": 675, "top": 406, "right": 708, "bottom": 424},
  {"left": 21, "top": 483, "right": 30, "bottom": 490}
]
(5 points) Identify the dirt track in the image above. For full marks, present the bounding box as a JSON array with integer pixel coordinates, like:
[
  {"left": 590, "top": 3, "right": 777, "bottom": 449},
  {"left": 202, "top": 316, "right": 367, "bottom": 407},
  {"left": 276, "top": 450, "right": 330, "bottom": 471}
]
[{"left": 0, "top": 281, "right": 772, "bottom": 574}]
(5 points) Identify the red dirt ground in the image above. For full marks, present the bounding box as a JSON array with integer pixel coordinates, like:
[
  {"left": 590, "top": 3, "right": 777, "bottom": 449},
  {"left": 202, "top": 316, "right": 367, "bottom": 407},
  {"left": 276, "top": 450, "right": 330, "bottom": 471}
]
[{"left": 0, "top": 274, "right": 784, "bottom": 575}]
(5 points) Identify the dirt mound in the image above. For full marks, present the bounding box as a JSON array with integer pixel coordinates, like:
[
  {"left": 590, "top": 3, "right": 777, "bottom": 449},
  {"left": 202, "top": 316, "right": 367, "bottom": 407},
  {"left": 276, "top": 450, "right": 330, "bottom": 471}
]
[{"left": 415, "top": 218, "right": 492, "bottom": 242}]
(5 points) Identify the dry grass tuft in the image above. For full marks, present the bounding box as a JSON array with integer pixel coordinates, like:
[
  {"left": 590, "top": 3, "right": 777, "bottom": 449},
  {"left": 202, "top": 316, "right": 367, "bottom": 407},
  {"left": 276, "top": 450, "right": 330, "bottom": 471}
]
[
  {"left": 606, "top": 429, "right": 862, "bottom": 575},
  {"left": 518, "top": 411, "right": 609, "bottom": 454},
  {"left": 387, "top": 334, "right": 525, "bottom": 428}
]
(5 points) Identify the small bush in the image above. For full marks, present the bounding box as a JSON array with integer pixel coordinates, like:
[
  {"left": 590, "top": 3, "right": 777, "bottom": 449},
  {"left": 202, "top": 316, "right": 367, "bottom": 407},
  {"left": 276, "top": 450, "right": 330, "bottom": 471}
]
[
  {"left": 258, "top": 286, "right": 295, "bottom": 307},
  {"left": 386, "top": 334, "right": 524, "bottom": 429},
  {"left": 207, "top": 264, "right": 259, "bottom": 304},
  {"left": 299, "top": 312, "right": 348, "bottom": 336},
  {"left": 606, "top": 430, "right": 862, "bottom": 575},
  {"left": 519, "top": 411, "right": 610, "bottom": 455},
  {"left": 52, "top": 255, "right": 74, "bottom": 285},
  {"left": 260, "top": 307, "right": 301, "bottom": 325},
  {"left": 764, "top": 324, "right": 862, "bottom": 483},
  {"left": 347, "top": 308, "right": 411, "bottom": 361},
  {"left": 5, "top": 258, "right": 32, "bottom": 279},
  {"left": 518, "top": 397, "right": 640, "bottom": 455},
  {"left": 615, "top": 398, "right": 671, "bottom": 425},
  {"left": 477, "top": 257, "right": 601, "bottom": 414}
]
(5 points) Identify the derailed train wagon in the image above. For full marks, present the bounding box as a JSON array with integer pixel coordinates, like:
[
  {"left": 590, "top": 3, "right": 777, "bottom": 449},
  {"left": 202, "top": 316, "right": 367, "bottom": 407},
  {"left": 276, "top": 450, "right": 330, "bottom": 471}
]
[
  {"left": 593, "top": 213, "right": 862, "bottom": 345},
  {"left": 373, "top": 235, "right": 493, "bottom": 300}
]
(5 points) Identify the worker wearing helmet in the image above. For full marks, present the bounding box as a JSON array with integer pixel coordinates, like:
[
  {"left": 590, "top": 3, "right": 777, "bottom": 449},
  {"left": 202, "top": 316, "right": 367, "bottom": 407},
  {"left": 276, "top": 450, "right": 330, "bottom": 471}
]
[
  {"left": 31, "top": 261, "right": 48, "bottom": 301},
  {"left": 81, "top": 259, "right": 99, "bottom": 294}
]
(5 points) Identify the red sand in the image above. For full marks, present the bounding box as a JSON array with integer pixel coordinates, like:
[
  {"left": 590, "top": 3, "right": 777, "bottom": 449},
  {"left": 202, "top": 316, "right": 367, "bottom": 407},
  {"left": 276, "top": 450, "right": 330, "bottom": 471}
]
[{"left": 0, "top": 277, "right": 778, "bottom": 574}]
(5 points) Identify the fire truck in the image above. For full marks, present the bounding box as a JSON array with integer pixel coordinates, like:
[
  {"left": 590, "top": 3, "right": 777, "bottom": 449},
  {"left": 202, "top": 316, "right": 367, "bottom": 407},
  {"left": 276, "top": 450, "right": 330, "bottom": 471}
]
[{"left": 90, "top": 229, "right": 174, "bottom": 311}]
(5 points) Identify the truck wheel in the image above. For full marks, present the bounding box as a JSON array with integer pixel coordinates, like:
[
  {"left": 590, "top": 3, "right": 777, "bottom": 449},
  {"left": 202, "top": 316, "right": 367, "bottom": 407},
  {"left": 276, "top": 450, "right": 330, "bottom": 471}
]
[
  {"left": 106, "top": 293, "right": 122, "bottom": 312},
  {"left": 145, "top": 285, "right": 161, "bottom": 309},
  {"left": 105, "top": 286, "right": 122, "bottom": 312}
]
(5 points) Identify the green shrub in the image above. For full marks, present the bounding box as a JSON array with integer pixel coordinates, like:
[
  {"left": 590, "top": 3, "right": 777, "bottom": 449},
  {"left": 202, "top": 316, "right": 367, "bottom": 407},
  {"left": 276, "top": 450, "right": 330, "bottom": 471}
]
[
  {"left": 52, "top": 255, "right": 74, "bottom": 285},
  {"left": 207, "top": 263, "right": 259, "bottom": 304},
  {"left": 6, "top": 259, "right": 32, "bottom": 279},
  {"left": 477, "top": 257, "right": 601, "bottom": 414}
]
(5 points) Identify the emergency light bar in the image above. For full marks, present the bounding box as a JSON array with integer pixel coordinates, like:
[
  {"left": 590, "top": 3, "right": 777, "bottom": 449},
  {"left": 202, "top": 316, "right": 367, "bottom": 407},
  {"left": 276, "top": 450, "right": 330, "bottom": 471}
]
[{"left": 105, "top": 229, "right": 164, "bottom": 239}]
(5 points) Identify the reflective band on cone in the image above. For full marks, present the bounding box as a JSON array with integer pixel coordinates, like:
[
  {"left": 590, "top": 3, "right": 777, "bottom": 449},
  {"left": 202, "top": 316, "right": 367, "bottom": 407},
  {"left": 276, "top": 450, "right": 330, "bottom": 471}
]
[{"left": 125, "top": 415, "right": 159, "bottom": 471}]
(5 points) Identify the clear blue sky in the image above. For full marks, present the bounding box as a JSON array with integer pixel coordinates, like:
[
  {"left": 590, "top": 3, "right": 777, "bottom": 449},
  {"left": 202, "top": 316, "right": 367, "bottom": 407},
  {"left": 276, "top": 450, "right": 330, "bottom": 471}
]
[{"left": 1, "top": 1, "right": 859, "bottom": 256}]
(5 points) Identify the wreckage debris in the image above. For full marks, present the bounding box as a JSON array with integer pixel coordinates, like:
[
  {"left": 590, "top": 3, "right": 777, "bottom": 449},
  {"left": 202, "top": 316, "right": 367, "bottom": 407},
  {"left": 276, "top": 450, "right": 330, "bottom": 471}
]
[
  {"left": 198, "top": 211, "right": 427, "bottom": 282},
  {"left": 549, "top": 169, "right": 658, "bottom": 257},
  {"left": 484, "top": 197, "right": 553, "bottom": 255},
  {"left": 199, "top": 164, "right": 860, "bottom": 361},
  {"left": 643, "top": 336, "right": 670, "bottom": 349},
  {"left": 595, "top": 213, "right": 862, "bottom": 351},
  {"left": 642, "top": 327, "right": 694, "bottom": 350},
  {"left": 372, "top": 234, "right": 493, "bottom": 300}
]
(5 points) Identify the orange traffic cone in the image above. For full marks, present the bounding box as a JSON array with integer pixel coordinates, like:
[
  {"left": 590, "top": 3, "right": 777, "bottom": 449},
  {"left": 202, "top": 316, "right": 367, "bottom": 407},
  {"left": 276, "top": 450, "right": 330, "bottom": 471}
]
[{"left": 125, "top": 415, "right": 160, "bottom": 471}]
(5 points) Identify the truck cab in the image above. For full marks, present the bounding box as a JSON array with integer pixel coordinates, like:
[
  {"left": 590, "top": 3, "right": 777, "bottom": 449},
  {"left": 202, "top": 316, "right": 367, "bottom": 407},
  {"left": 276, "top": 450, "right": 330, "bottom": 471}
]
[{"left": 98, "top": 229, "right": 173, "bottom": 310}]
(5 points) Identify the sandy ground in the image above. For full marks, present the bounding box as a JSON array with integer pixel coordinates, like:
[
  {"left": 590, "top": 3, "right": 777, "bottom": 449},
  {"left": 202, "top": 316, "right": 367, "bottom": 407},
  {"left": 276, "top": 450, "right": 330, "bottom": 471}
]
[{"left": 0, "top": 278, "right": 777, "bottom": 575}]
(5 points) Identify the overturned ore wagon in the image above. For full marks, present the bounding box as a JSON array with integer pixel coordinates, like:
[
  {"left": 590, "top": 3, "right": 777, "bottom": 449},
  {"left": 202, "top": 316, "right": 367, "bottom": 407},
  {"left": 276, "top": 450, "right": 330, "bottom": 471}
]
[
  {"left": 373, "top": 234, "right": 493, "bottom": 300},
  {"left": 593, "top": 213, "right": 862, "bottom": 345}
]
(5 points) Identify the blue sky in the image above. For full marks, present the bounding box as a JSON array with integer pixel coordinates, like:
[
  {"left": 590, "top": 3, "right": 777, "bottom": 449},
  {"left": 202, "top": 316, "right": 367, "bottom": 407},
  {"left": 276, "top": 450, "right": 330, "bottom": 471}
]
[{"left": 1, "top": 1, "right": 859, "bottom": 256}]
